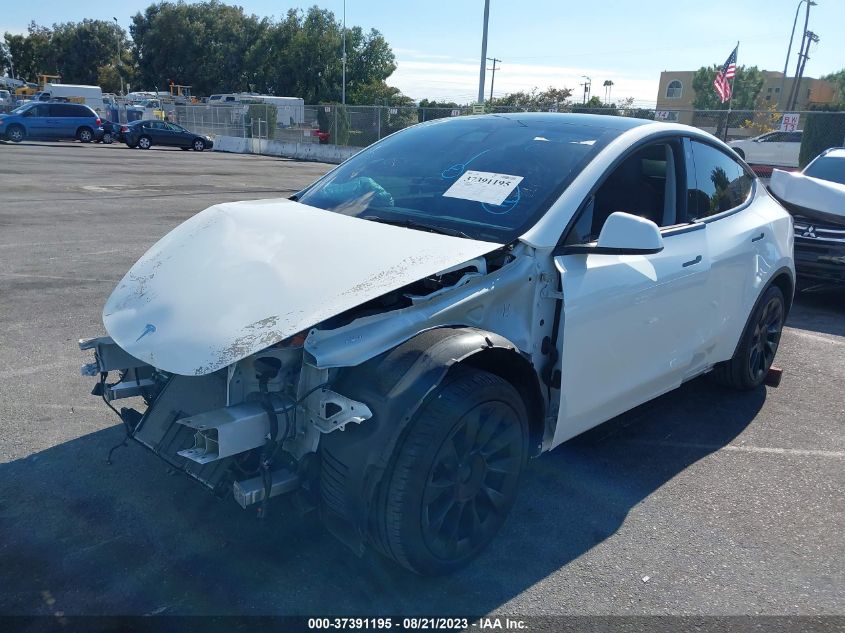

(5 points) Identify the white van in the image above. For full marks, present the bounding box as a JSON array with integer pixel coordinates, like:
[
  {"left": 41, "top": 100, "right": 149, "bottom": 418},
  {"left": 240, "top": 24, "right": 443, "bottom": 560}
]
[{"left": 40, "top": 84, "right": 105, "bottom": 113}]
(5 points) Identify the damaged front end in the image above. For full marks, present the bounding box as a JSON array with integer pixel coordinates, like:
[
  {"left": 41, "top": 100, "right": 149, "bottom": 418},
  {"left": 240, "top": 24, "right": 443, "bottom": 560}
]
[
  {"left": 79, "top": 334, "right": 372, "bottom": 512},
  {"left": 79, "top": 197, "right": 518, "bottom": 517}
]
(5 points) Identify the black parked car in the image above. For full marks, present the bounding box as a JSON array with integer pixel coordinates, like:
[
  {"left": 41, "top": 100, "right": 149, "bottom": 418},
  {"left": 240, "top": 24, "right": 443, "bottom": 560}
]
[
  {"left": 123, "top": 119, "right": 213, "bottom": 151},
  {"left": 95, "top": 120, "right": 122, "bottom": 144}
]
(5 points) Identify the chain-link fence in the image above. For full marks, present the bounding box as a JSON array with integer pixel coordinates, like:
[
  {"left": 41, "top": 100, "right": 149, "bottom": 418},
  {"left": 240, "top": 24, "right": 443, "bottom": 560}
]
[{"left": 82, "top": 101, "right": 845, "bottom": 150}]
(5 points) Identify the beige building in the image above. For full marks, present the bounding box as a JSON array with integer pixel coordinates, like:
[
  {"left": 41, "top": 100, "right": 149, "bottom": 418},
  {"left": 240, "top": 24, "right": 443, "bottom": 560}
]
[{"left": 655, "top": 70, "right": 836, "bottom": 137}]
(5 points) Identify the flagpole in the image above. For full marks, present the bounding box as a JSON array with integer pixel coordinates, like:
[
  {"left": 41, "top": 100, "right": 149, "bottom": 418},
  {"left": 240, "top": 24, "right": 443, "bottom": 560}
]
[{"left": 724, "top": 41, "right": 739, "bottom": 142}]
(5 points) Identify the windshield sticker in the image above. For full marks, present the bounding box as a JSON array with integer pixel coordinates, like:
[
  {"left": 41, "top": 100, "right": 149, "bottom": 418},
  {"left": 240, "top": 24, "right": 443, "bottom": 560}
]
[{"left": 443, "top": 170, "right": 524, "bottom": 206}]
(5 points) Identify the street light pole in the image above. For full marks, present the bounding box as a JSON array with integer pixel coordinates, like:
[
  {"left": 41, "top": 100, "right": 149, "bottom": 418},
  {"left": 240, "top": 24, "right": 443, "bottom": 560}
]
[
  {"left": 477, "top": 0, "right": 490, "bottom": 105},
  {"left": 112, "top": 17, "right": 124, "bottom": 96},
  {"left": 341, "top": 0, "right": 346, "bottom": 106},
  {"left": 780, "top": 0, "right": 816, "bottom": 109}
]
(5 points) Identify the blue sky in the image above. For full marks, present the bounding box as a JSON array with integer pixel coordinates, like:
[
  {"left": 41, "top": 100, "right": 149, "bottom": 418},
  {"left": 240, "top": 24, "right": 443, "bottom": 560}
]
[{"left": 3, "top": 0, "right": 843, "bottom": 105}]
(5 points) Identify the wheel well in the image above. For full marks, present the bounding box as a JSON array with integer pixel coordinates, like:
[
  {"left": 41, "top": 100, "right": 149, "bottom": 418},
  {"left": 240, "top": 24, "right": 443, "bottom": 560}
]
[
  {"left": 76, "top": 126, "right": 92, "bottom": 134},
  {"left": 770, "top": 271, "right": 794, "bottom": 316},
  {"left": 458, "top": 348, "right": 546, "bottom": 456}
]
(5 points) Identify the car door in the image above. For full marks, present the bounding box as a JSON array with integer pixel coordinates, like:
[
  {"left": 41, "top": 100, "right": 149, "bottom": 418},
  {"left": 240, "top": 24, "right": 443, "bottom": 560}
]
[
  {"left": 165, "top": 122, "right": 190, "bottom": 147},
  {"left": 22, "top": 103, "right": 50, "bottom": 137},
  {"left": 551, "top": 139, "right": 713, "bottom": 446},
  {"left": 759, "top": 131, "right": 791, "bottom": 166},
  {"left": 686, "top": 139, "right": 762, "bottom": 362},
  {"left": 145, "top": 120, "right": 167, "bottom": 144}
]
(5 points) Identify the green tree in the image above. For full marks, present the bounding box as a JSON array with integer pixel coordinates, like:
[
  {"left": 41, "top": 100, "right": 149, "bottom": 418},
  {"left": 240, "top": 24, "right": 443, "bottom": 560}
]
[
  {"left": 51, "top": 20, "right": 130, "bottom": 86},
  {"left": 4, "top": 23, "right": 58, "bottom": 82},
  {"left": 131, "top": 1, "right": 267, "bottom": 95},
  {"left": 691, "top": 64, "right": 764, "bottom": 110},
  {"left": 490, "top": 86, "right": 573, "bottom": 110},
  {"left": 821, "top": 69, "right": 845, "bottom": 106},
  {"left": 132, "top": 3, "right": 396, "bottom": 101},
  {"left": 3, "top": 20, "right": 130, "bottom": 87}
]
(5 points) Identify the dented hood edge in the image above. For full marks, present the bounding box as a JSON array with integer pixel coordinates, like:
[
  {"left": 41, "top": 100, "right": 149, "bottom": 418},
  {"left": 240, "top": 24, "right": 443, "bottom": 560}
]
[{"left": 103, "top": 198, "right": 502, "bottom": 376}]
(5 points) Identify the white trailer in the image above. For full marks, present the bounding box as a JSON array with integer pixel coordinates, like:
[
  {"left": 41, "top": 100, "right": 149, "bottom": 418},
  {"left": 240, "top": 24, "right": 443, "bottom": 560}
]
[
  {"left": 42, "top": 84, "right": 104, "bottom": 113},
  {"left": 257, "top": 96, "right": 305, "bottom": 126}
]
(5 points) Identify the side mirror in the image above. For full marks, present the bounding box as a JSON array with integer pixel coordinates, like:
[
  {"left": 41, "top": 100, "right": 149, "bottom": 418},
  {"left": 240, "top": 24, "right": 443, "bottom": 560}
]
[{"left": 561, "top": 212, "right": 664, "bottom": 255}]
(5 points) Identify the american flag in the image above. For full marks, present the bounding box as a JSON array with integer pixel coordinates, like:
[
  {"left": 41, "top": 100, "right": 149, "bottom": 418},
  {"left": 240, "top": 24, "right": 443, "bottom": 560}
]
[{"left": 713, "top": 46, "right": 738, "bottom": 103}]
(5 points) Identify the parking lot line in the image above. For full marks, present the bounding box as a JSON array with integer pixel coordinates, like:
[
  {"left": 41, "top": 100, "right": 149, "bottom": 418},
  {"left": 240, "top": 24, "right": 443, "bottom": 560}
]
[
  {"left": 786, "top": 327, "right": 845, "bottom": 346},
  {"left": 0, "top": 360, "right": 81, "bottom": 381},
  {"left": 0, "top": 272, "right": 118, "bottom": 283},
  {"left": 625, "top": 439, "right": 844, "bottom": 459}
]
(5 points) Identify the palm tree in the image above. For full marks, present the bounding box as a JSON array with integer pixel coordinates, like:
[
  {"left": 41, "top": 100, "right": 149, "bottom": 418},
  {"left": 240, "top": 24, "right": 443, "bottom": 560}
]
[{"left": 603, "top": 79, "right": 614, "bottom": 104}]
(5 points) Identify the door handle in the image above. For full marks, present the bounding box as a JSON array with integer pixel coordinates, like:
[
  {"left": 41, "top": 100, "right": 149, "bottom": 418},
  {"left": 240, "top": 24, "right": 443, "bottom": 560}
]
[
  {"left": 751, "top": 232, "right": 765, "bottom": 242},
  {"left": 682, "top": 255, "right": 702, "bottom": 267}
]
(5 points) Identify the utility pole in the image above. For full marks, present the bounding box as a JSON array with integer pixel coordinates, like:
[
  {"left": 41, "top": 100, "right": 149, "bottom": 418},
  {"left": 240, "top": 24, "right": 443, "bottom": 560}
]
[
  {"left": 786, "top": 0, "right": 814, "bottom": 110},
  {"left": 580, "top": 76, "right": 591, "bottom": 104},
  {"left": 341, "top": 0, "right": 346, "bottom": 106},
  {"left": 790, "top": 30, "right": 819, "bottom": 110},
  {"left": 477, "top": 0, "right": 490, "bottom": 105},
  {"left": 486, "top": 57, "right": 500, "bottom": 102},
  {"left": 780, "top": 1, "right": 816, "bottom": 109}
]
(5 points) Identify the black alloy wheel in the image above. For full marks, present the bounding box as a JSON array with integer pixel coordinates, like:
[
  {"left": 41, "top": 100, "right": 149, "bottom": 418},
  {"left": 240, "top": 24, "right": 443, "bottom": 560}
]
[
  {"left": 710, "top": 284, "right": 786, "bottom": 390},
  {"left": 420, "top": 398, "right": 524, "bottom": 562},
  {"left": 748, "top": 293, "right": 784, "bottom": 383},
  {"left": 372, "top": 367, "right": 528, "bottom": 575}
]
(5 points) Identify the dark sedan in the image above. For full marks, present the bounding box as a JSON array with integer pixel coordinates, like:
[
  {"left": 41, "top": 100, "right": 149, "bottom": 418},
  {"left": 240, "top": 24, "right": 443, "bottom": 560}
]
[{"left": 123, "top": 119, "right": 213, "bottom": 151}]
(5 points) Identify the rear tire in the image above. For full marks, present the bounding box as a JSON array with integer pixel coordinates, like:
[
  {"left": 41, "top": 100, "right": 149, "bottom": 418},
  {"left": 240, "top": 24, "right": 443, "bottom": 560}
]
[
  {"left": 77, "top": 127, "right": 94, "bottom": 143},
  {"left": 371, "top": 367, "right": 528, "bottom": 575},
  {"left": 101, "top": 132, "right": 114, "bottom": 144},
  {"left": 7, "top": 124, "right": 24, "bottom": 143},
  {"left": 138, "top": 136, "right": 152, "bottom": 150},
  {"left": 710, "top": 285, "right": 785, "bottom": 390}
]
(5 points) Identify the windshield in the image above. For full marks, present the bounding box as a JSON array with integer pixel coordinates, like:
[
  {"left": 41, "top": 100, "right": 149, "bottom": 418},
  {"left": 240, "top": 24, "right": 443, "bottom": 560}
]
[
  {"left": 297, "top": 115, "right": 620, "bottom": 242},
  {"left": 10, "top": 104, "right": 32, "bottom": 115},
  {"left": 804, "top": 156, "right": 845, "bottom": 186}
]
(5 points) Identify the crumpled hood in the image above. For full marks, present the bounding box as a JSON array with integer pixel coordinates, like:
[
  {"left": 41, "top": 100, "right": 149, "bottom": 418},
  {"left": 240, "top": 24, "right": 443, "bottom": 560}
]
[
  {"left": 769, "top": 169, "right": 845, "bottom": 225},
  {"left": 103, "top": 198, "right": 500, "bottom": 375}
]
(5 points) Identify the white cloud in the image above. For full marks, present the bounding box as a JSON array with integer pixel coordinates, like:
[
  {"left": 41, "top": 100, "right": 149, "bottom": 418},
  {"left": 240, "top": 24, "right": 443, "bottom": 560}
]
[{"left": 388, "top": 59, "right": 659, "bottom": 106}]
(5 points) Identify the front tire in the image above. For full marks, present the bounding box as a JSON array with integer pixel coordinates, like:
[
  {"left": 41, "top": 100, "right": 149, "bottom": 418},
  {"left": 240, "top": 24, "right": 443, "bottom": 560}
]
[
  {"left": 192, "top": 138, "right": 205, "bottom": 151},
  {"left": 373, "top": 367, "right": 528, "bottom": 575},
  {"left": 7, "top": 125, "right": 24, "bottom": 143},
  {"left": 711, "top": 285, "right": 785, "bottom": 390},
  {"left": 101, "top": 132, "right": 114, "bottom": 144}
]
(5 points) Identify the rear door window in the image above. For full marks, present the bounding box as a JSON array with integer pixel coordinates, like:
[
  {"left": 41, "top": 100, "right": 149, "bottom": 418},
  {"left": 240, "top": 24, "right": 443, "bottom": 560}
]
[
  {"left": 687, "top": 141, "right": 753, "bottom": 219},
  {"left": 49, "top": 104, "right": 79, "bottom": 117}
]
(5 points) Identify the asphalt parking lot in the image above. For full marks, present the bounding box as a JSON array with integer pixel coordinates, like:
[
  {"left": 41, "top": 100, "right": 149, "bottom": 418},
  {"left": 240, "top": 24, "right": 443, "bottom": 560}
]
[{"left": 0, "top": 141, "right": 843, "bottom": 618}]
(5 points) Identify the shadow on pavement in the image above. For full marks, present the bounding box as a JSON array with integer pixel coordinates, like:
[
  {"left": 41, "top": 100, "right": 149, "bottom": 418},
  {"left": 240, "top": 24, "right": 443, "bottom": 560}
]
[
  {"left": 0, "top": 378, "right": 764, "bottom": 616},
  {"left": 787, "top": 285, "right": 845, "bottom": 338}
]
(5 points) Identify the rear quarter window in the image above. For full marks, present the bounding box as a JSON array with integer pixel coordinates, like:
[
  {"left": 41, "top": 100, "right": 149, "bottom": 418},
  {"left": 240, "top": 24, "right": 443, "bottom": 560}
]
[{"left": 687, "top": 140, "right": 753, "bottom": 219}]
